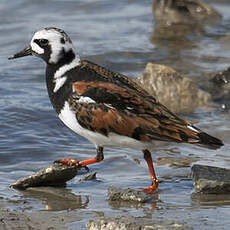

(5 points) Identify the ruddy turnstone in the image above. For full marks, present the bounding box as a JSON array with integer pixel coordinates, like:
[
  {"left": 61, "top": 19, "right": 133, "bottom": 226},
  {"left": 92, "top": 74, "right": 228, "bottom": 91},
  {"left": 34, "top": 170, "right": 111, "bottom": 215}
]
[{"left": 9, "top": 27, "right": 223, "bottom": 192}]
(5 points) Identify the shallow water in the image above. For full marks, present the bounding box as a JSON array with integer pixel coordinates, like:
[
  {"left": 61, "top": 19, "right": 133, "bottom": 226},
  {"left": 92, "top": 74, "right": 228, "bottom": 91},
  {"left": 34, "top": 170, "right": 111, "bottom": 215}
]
[{"left": 1, "top": 0, "right": 230, "bottom": 229}]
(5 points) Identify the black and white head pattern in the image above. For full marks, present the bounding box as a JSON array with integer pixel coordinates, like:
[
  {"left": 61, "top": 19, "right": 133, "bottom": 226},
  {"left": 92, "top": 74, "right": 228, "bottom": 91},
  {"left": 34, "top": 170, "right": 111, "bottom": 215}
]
[
  {"left": 30, "top": 27, "right": 79, "bottom": 65},
  {"left": 30, "top": 27, "right": 81, "bottom": 93}
]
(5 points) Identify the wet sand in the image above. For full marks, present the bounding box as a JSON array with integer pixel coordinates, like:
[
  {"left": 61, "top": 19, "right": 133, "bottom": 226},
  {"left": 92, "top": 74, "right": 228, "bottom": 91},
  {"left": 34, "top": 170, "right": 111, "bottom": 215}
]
[{"left": 0, "top": 204, "right": 81, "bottom": 230}]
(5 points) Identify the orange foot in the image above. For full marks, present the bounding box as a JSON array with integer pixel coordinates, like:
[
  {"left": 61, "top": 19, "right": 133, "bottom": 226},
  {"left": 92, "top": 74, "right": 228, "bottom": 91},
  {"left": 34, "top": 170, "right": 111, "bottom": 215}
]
[
  {"left": 54, "top": 158, "right": 78, "bottom": 166},
  {"left": 54, "top": 158, "right": 89, "bottom": 171},
  {"left": 142, "top": 179, "right": 159, "bottom": 193}
]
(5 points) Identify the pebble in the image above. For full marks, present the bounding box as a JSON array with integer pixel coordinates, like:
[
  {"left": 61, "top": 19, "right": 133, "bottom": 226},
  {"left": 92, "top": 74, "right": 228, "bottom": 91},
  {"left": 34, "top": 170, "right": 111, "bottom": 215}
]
[{"left": 108, "top": 187, "right": 152, "bottom": 203}]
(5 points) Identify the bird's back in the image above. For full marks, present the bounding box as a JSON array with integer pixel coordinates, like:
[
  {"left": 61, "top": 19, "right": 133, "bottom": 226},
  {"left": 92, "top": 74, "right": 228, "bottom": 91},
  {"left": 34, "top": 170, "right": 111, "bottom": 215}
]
[{"left": 59, "top": 60, "right": 223, "bottom": 150}]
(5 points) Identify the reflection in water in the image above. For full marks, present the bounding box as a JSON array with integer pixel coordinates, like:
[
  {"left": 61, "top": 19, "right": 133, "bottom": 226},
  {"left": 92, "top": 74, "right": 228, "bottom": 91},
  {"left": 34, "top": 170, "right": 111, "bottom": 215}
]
[
  {"left": 150, "top": 25, "right": 202, "bottom": 51},
  {"left": 19, "top": 187, "right": 89, "bottom": 211},
  {"left": 191, "top": 193, "right": 230, "bottom": 207}
]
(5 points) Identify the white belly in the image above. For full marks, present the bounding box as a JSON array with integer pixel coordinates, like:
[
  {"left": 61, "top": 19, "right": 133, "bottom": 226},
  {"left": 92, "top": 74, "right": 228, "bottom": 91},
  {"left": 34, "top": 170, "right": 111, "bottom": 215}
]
[{"left": 58, "top": 102, "right": 152, "bottom": 150}]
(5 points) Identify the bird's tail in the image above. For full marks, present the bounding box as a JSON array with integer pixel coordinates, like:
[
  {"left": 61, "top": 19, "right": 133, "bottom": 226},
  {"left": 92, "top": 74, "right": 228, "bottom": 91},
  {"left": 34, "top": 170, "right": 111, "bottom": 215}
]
[{"left": 196, "top": 131, "right": 224, "bottom": 150}]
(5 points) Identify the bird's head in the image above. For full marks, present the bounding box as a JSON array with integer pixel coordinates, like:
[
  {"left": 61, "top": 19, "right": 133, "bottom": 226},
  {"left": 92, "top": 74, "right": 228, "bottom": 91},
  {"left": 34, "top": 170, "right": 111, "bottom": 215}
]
[{"left": 9, "top": 27, "right": 78, "bottom": 65}]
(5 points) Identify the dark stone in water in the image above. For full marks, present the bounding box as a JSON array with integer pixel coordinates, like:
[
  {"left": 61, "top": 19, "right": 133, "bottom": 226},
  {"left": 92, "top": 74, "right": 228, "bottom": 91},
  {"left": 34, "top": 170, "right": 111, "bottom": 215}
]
[
  {"left": 200, "top": 67, "right": 230, "bottom": 110},
  {"left": 87, "top": 216, "right": 193, "bottom": 230},
  {"left": 10, "top": 162, "right": 79, "bottom": 190},
  {"left": 108, "top": 187, "right": 151, "bottom": 203},
  {"left": 79, "top": 172, "right": 97, "bottom": 181},
  {"left": 209, "top": 68, "right": 230, "bottom": 86},
  {"left": 191, "top": 164, "right": 230, "bottom": 194}
]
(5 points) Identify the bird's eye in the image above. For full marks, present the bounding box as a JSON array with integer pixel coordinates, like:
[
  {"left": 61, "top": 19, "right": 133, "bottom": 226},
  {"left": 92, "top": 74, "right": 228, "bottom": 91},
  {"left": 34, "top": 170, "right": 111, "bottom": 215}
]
[{"left": 39, "top": 39, "right": 48, "bottom": 46}]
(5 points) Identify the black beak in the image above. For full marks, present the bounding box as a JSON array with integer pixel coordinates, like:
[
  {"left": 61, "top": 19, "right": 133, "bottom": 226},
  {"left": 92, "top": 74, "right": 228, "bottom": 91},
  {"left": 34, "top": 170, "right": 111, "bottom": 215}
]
[{"left": 8, "top": 46, "right": 32, "bottom": 60}]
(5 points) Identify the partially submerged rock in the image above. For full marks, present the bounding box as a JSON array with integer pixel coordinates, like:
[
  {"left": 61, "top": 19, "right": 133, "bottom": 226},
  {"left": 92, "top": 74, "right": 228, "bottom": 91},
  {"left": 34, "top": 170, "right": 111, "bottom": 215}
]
[
  {"left": 191, "top": 164, "right": 230, "bottom": 194},
  {"left": 151, "top": 1, "right": 221, "bottom": 49},
  {"left": 200, "top": 67, "right": 230, "bottom": 110},
  {"left": 153, "top": 0, "right": 221, "bottom": 28},
  {"left": 108, "top": 187, "right": 151, "bottom": 203},
  {"left": 79, "top": 172, "right": 97, "bottom": 182},
  {"left": 87, "top": 216, "right": 193, "bottom": 230},
  {"left": 137, "top": 63, "right": 211, "bottom": 114},
  {"left": 152, "top": 0, "right": 221, "bottom": 45},
  {"left": 10, "top": 162, "right": 79, "bottom": 190}
]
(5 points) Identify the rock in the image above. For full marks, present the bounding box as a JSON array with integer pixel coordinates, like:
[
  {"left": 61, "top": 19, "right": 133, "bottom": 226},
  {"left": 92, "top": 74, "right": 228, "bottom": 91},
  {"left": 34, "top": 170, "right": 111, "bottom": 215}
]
[
  {"left": 137, "top": 63, "right": 211, "bottom": 114},
  {"left": 79, "top": 172, "right": 97, "bottom": 181},
  {"left": 153, "top": 0, "right": 221, "bottom": 28},
  {"left": 199, "top": 67, "right": 230, "bottom": 110},
  {"left": 86, "top": 216, "right": 193, "bottom": 230},
  {"left": 151, "top": 1, "right": 221, "bottom": 47},
  {"left": 191, "top": 164, "right": 230, "bottom": 194},
  {"left": 10, "top": 162, "right": 79, "bottom": 190},
  {"left": 108, "top": 187, "right": 151, "bottom": 203}
]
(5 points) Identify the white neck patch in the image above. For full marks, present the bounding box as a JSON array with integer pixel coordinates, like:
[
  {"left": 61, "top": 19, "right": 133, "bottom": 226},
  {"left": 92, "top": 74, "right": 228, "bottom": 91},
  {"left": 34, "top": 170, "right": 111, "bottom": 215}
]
[
  {"left": 54, "top": 56, "right": 80, "bottom": 80},
  {"left": 53, "top": 76, "right": 67, "bottom": 93},
  {"left": 53, "top": 57, "right": 80, "bottom": 93}
]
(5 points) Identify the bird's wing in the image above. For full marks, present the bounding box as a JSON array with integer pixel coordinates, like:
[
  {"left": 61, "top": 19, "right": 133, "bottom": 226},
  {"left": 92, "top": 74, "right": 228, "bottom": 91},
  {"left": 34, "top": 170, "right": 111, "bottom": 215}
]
[
  {"left": 79, "top": 60, "right": 151, "bottom": 97},
  {"left": 69, "top": 61, "right": 206, "bottom": 145}
]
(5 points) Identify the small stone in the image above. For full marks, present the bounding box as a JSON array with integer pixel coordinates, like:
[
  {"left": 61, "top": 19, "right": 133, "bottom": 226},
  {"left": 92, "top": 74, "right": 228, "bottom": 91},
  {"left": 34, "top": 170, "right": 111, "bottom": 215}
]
[
  {"left": 108, "top": 187, "right": 151, "bottom": 203},
  {"left": 79, "top": 172, "right": 97, "bottom": 181},
  {"left": 133, "top": 158, "right": 141, "bottom": 164},
  {"left": 191, "top": 164, "right": 230, "bottom": 194},
  {"left": 86, "top": 216, "right": 193, "bottom": 230}
]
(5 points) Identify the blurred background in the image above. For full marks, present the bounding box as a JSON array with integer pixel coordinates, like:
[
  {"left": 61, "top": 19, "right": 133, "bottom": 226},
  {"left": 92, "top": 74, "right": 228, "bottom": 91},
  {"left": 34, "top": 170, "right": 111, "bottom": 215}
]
[{"left": 0, "top": 0, "right": 230, "bottom": 229}]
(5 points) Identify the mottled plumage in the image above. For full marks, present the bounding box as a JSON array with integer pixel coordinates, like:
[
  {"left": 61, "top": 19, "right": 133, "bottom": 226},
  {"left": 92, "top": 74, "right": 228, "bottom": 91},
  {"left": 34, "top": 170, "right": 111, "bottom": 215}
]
[
  {"left": 61, "top": 59, "right": 221, "bottom": 149},
  {"left": 9, "top": 27, "right": 223, "bottom": 192}
]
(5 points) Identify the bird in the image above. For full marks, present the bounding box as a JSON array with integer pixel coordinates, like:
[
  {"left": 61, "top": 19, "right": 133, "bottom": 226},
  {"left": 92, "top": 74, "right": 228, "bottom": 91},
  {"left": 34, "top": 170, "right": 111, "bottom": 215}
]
[{"left": 9, "top": 27, "right": 223, "bottom": 192}]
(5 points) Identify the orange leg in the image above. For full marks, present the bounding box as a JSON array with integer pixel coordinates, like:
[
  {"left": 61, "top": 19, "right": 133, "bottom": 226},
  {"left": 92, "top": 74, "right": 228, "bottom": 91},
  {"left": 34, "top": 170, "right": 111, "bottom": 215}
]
[
  {"left": 55, "top": 146, "right": 104, "bottom": 168},
  {"left": 79, "top": 146, "right": 104, "bottom": 166},
  {"left": 142, "top": 149, "right": 159, "bottom": 193}
]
